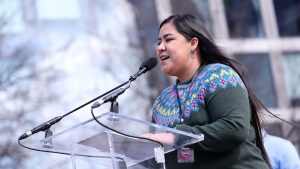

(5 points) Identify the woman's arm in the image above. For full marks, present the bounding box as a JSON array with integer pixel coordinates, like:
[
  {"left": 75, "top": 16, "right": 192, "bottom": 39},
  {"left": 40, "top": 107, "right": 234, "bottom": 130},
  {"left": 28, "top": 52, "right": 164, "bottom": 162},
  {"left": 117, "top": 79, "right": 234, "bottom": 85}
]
[{"left": 176, "top": 86, "right": 251, "bottom": 152}]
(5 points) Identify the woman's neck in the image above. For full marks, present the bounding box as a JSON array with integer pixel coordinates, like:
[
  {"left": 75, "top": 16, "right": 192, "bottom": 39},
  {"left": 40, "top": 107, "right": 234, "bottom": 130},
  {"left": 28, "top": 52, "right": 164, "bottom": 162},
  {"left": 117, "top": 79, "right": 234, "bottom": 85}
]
[
  {"left": 177, "top": 52, "right": 202, "bottom": 83},
  {"left": 178, "top": 63, "right": 201, "bottom": 83}
]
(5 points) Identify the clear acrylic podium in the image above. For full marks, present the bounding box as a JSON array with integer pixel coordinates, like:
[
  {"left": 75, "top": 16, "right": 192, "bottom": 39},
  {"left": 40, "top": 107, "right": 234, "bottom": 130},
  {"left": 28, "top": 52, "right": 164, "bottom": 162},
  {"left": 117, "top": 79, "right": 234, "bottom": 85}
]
[{"left": 21, "top": 111, "right": 204, "bottom": 169}]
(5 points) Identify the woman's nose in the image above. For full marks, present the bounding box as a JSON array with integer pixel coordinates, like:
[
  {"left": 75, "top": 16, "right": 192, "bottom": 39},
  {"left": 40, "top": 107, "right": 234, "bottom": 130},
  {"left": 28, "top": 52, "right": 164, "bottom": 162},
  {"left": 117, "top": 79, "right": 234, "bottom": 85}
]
[{"left": 157, "top": 42, "right": 165, "bottom": 51}]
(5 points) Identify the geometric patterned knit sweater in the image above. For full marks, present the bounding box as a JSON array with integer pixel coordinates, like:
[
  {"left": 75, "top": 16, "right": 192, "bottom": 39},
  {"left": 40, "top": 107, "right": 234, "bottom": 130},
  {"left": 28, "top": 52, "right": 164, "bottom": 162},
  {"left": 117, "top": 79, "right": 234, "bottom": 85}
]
[
  {"left": 152, "top": 63, "right": 269, "bottom": 169},
  {"left": 152, "top": 63, "right": 246, "bottom": 127}
]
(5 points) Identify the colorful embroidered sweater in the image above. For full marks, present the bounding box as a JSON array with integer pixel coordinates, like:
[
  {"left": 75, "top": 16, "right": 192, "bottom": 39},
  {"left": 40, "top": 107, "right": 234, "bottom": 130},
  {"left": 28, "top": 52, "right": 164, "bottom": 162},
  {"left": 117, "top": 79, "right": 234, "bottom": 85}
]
[{"left": 152, "top": 63, "right": 269, "bottom": 169}]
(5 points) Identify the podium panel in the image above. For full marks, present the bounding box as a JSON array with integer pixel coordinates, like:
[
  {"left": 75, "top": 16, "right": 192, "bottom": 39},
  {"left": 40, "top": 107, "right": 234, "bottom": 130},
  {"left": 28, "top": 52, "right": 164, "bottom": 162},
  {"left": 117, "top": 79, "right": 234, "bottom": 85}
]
[{"left": 21, "top": 112, "right": 204, "bottom": 169}]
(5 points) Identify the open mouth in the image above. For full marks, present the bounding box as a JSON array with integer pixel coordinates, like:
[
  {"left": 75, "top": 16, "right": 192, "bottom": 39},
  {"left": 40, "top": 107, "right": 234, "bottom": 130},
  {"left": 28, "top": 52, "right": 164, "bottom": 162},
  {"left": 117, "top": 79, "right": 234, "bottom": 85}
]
[{"left": 161, "top": 55, "right": 170, "bottom": 61}]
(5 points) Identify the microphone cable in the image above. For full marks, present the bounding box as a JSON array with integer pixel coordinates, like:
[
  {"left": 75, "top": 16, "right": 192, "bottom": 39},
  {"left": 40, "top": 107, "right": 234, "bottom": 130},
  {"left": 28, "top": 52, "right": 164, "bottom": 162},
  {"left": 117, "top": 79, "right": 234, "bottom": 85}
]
[{"left": 90, "top": 106, "right": 164, "bottom": 148}]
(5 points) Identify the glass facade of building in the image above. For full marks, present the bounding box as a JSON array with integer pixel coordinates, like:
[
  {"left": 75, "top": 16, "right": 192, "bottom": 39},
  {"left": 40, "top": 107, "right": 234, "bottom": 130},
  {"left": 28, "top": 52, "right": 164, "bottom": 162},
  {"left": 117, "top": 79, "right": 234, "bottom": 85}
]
[
  {"left": 235, "top": 53, "right": 277, "bottom": 107},
  {"left": 274, "top": 0, "right": 300, "bottom": 36},
  {"left": 224, "top": 0, "right": 265, "bottom": 38},
  {"left": 283, "top": 52, "right": 300, "bottom": 106}
]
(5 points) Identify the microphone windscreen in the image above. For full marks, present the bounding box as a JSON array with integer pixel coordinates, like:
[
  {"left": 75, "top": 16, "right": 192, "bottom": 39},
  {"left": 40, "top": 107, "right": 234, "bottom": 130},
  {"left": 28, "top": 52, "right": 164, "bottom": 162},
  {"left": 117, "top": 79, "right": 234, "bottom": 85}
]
[{"left": 140, "top": 57, "right": 157, "bottom": 70}]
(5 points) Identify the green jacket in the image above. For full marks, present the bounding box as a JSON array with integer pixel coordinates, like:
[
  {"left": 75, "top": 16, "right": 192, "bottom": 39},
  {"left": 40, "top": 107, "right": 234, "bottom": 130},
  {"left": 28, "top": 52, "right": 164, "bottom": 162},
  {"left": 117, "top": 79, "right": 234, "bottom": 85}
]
[{"left": 152, "top": 63, "right": 269, "bottom": 169}]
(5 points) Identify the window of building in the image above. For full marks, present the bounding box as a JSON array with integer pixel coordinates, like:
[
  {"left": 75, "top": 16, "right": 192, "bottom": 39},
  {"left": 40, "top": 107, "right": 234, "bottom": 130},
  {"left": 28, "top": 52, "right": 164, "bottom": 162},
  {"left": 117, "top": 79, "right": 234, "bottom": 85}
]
[
  {"left": 283, "top": 52, "right": 300, "bottom": 106},
  {"left": 170, "top": 0, "right": 213, "bottom": 35},
  {"left": 273, "top": 0, "right": 300, "bottom": 37},
  {"left": 36, "top": 0, "right": 80, "bottom": 20},
  {"left": 235, "top": 53, "right": 277, "bottom": 108},
  {"left": 223, "top": 0, "right": 265, "bottom": 38}
]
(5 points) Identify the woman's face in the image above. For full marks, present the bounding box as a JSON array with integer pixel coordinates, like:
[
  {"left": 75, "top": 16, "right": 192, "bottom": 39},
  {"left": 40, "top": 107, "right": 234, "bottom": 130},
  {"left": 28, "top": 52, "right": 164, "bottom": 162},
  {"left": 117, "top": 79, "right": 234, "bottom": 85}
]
[{"left": 156, "top": 22, "right": 198, "bottom": 81}]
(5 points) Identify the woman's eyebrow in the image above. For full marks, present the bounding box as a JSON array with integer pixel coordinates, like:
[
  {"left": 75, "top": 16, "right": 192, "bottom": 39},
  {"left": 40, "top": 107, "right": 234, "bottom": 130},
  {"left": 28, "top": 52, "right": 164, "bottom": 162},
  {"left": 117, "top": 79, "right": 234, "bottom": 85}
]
[{"left": 158, "top": 33, "right": 172, "bottom": 40}]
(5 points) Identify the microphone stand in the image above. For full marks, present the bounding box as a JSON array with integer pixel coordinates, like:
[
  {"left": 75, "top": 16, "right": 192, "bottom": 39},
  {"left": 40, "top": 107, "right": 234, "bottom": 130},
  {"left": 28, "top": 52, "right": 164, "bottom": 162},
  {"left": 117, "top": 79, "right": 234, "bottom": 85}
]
[{"left": 18, "top": 66, "right": 147, "bottom": 141}]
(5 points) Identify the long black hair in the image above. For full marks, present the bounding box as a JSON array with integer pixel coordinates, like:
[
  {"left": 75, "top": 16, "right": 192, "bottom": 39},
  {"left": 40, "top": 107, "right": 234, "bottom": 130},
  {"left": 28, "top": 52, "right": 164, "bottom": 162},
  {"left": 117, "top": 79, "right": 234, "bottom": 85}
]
[{"left": 160, "top": 14, "right": 271, "bottom": 168}]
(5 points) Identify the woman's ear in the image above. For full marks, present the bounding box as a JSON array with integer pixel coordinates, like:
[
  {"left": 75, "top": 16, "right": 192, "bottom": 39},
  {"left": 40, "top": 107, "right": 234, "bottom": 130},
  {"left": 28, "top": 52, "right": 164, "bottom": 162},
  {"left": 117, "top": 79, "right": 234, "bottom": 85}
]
[{"left": 190, "top": 37, "right": 199, "bottom": 51}]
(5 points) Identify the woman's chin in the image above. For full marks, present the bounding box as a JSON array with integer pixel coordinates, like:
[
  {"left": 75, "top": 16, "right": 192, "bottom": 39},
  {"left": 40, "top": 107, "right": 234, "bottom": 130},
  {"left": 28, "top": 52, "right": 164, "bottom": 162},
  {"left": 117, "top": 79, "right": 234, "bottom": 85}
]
[{"left": 161, "top": 68, "right": 173, "bottom": 76}]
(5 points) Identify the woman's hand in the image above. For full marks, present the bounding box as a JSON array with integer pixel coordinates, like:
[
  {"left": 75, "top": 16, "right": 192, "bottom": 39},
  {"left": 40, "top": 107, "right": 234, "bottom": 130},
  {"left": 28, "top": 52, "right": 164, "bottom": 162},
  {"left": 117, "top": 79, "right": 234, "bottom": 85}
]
[{"left": 141, "top": 133, "right": 175, "bottom": 145}]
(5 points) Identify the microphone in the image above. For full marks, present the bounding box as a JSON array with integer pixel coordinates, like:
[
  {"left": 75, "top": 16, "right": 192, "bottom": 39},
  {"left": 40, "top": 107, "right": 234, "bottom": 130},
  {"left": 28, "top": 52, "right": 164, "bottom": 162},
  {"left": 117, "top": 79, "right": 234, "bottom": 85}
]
[
  {"left": 137, "top": 57, "right": 157, "bottom": 76},
  {"left": 18, "top": 116, "right": 62, "bottom": 140},
  {"left": 91, "top": 87, "right": 127, "bottom": 109},
  {"left": 139, "top": 57, "right": 157, "bottom": 71}
]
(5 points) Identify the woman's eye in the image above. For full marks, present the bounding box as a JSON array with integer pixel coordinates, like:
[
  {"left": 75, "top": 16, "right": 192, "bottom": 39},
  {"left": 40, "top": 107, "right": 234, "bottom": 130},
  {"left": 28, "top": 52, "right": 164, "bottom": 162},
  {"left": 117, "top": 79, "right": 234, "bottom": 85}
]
[
  {"left": 156, "top": 41, "right": 161, "bottom": 46},
  {"left": 165, "top": 38, "right": 173, "bottom": 42}
]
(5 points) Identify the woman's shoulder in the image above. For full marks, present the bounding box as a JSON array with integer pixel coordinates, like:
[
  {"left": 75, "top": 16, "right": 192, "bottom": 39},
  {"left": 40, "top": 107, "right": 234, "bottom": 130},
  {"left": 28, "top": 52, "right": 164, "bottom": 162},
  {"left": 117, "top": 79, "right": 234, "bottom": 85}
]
[
  {"left": 204, "top": 63, "right": 237, "bottom": 74},
  {"left": 196, "top": 63, "right": 239, "bottom": 81},
  {"left": 195, "top": 63, "right": 246, "bottom": 92}
]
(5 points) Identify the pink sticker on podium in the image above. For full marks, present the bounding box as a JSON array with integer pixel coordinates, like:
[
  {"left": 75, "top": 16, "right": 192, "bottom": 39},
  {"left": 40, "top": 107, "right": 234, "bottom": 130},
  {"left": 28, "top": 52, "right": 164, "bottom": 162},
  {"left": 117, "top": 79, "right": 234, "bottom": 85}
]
[{"left": 177, "top": 148, "right": 194, "bottom": 163}]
